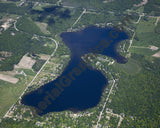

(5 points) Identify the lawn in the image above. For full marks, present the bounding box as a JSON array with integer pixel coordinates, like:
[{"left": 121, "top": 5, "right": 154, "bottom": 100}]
[{"left": 136, "top": 17, "right": 156, "bottom": 33}]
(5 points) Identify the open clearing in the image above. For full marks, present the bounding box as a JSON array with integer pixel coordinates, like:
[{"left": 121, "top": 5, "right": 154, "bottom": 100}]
[
  {"left": 0, "top": 75, "right": 32, "bottom": 118},
  {"left": 0, "top": 74, "right": 18, "bottom": 84},
  {"left": 1, "top": 18, "right": 13, "bottom": 31},
  {"left": 113, "top": 59, "right": 141, "bottom": 75},
  {"left": 35, "top": 22, "right": 50, "bottom": 34},
  {"left": 15, "top": 55, "right": 36, "bottom": 69},
  {"left": 152, "top": 51, "right": 160, "bottom": 58},
  {"left": 150, "top": 45, "right": 159, "bottom": 51},
  {"left": 37, "top": 54, "right": 50, "bottom": 60}
]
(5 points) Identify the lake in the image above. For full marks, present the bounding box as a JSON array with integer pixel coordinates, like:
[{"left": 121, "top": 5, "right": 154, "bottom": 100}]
[{"left": 21, "top": 26, "right": 128, "bottom": 116}]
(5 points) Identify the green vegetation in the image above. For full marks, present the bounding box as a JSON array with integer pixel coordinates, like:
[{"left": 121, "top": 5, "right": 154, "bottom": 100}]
[
  {"left": 109, "top": 54, "right": 160, "bottom": 128},
  {"left": 0, "top": 74, "right": 33, "bottom": 118},
  {"left": 0, "top": 118, "right": 38, "bottom": 128},
  {"left": 16, "top": 16, "right": 44, "bottom": 35},
  {"left": 31, "top": 0, "right": 58, "bottom": 4},
  {"left": 0, "top": 28, "right": 32, "bottom": 71},
  {"left": 0, "top": 3, "right": 29, "bottom": 15},
  {"left": 63, "top": 0, "right": 142, "bottom": 11},
  {"left": 17, "top": 68, "right": 36, "bottom": 76},
  {"left": 132, "top": 17, "right": 160, "bottom": 50},
  {"left": 113, "top": 58, "right": 141, "bottom": 75},
  {"left": 27, "top": 5, "right": 77, "bottom": 35},
  {"left": 144, "top": 0, "right": 160, "bottom": 16},
  {"left": 108, "top": 116, "right": 119, "bottom": 128},
  {"left": 46, "top": 8, "right": 82, "bottom": 35},
  {"left": 74, "top": 12, "right": 119, "bottom": 29},
  {"left": 0, "top": 27, "right": 54, "bottom": 71},
  {"left": 0, "top": 0, "right": 160, "bottom": 127},
  {"left": 54, "top": 40, "right": 70, "bottom": 56},
  {"left": 136, "top": 17, "right": 156, "bottom": 33},
  {"left": 129, "top": 47, "right": 157, "bottom": 56},
  {"left": 155, "top": 21, "right": 160, "bottom": 33},
  {"left": 32, "top": 59, "right": 45, "bottom": 72}
]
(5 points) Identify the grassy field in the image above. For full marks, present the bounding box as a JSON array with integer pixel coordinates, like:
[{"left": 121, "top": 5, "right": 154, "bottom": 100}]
[
  {"left": 17, "top": 68, "right": 36, "bottom": 76},
  {"left": 16, "top": 16, "right": 44, "bottom": 35},
  {"left": 144, "top": 0, "right": 160, "bottom": 16},
  {"left": 132, "top": 17, "right": 160, "bottom": 48},
  {"left": 129, "top": 47, "right": 157, "bottom": 56},
  {"left": 136, "top": 17, "right": 156, "bottom": 33},
  {"left": 0, "top": 71, "right": 34, "bottom": 118},
  {"left": 113, "top": 58, "right": 141, "bottom": 75}
]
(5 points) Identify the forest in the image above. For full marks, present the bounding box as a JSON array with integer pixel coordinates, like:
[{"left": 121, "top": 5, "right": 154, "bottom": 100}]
[
  {"left": 109, "top": 54, "right": 160, "bottom": 128},
  {"left": 0, "top": 27, "right": 54, "bottom": 71},
  {"left": 144, "top": 0, "right": 160, "bottom": 16}
]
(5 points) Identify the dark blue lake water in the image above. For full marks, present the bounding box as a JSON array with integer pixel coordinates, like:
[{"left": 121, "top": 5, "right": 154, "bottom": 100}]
[{"left": 21, "top": 26, "right": 128, "bottom": 116}]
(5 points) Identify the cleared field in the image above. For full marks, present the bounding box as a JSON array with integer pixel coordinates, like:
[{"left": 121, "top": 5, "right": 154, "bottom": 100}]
[
  {"left": 132, "top": 17, "right": 160, "bottom": 57},
  {"left": 135, "top": 17, "right": 156, "bottom": 33},
  {"left": 15, "top": 55, "right": 36, "bottom": 69},
  {"left": 16, "top": 16, "right": 43, "bottom": 35},
  {"left": 129, "top": 47, "right": 157, "bottom": 56},
  {"left": 37, "top": 54, "right": 50, "bottom": 60},
  {"left": 152, "top": 51, "right": 160, "bottom": 58},
  {"left": 35, "top": 22, "right": 50, "bottom": 35},
  {"left": 113, "top": 58, "right": 141, "bottom": 75},
  {"left": 150, "top": 45, "right": 159, "bottom": 51},
  {"left": 0, "top": 74, "right": 18, "bottom": 84}
]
